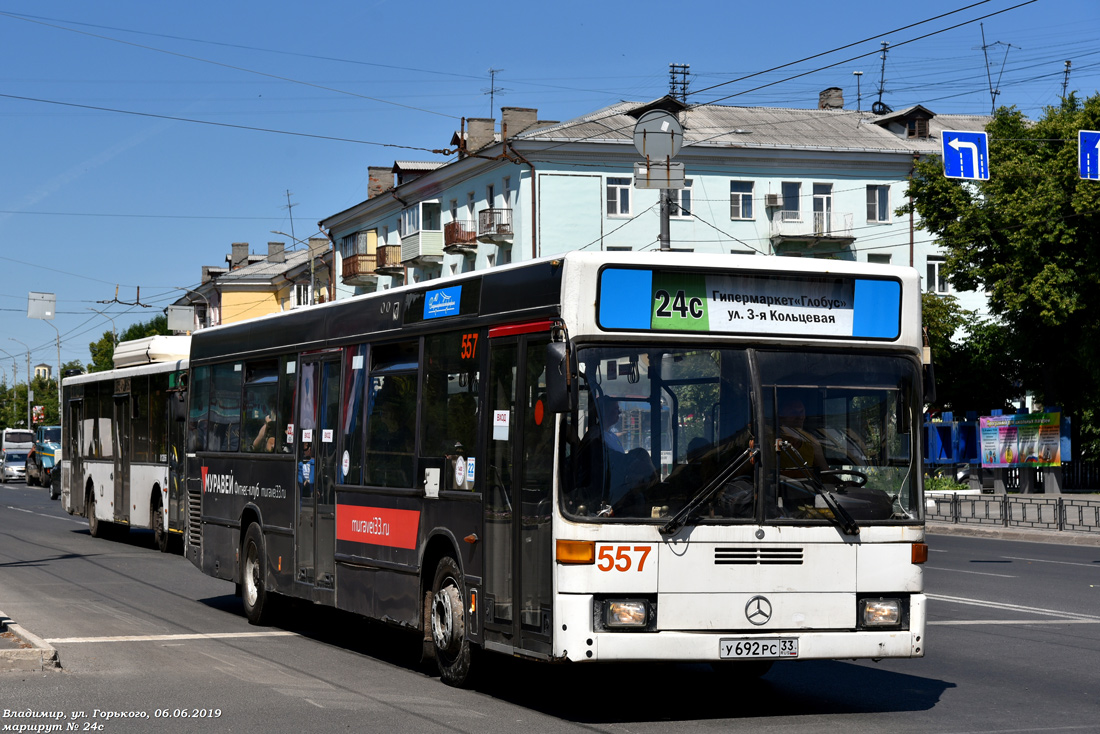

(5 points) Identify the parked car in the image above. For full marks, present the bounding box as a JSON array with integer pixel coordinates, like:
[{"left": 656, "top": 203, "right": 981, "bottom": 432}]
[
  {"left": 1, "top": 450, "right": 28, "bottom": 483},
  {"left": 25, "top": 425, "right": 61, "bottom": 499}
]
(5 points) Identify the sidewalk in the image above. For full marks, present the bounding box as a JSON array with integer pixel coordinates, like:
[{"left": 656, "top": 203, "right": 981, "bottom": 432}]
[
  {"left": 0, "top": 611, "right": 60, "bottom": 672},
  {"left": 927, "top": 519, "right": 1100, "bottom": 547}
]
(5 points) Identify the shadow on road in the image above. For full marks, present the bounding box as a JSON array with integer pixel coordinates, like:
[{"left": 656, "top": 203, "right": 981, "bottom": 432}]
[{"left": 197, "top": 596, "right": 954, "bottom": 723}]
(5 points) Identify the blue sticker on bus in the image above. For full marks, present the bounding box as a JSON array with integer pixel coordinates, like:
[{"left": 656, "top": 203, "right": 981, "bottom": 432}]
[{"left": 424, "top": 285, "right": 462, "bottom": 320}]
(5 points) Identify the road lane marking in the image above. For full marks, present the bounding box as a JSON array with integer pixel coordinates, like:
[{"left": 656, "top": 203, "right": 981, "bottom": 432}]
[
  {"left": 1001, "top": 555, "right": 1100, "bottom": 569},
  {"left": 46, "top": 631, "right": 299, "bottom": 644},
  {"left": 928, "top": 567, "right": 1016, "bottom": 578},
  {"left": 5, "top": 505, "right": 87, "bottom": 524},
  {"left": 929, "top": 593, "right": 1100, "bottom": 621}
]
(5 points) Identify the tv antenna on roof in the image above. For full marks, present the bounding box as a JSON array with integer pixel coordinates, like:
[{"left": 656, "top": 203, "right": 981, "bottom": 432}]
[
  {"left": 669, "top": 63, "right": 690, "bottom": 102},
  {"left": 871, "top": 42, "right": 892, "bottom": 115},
  {"left": 483, "top": 68, "right": 507, "bottom": 117}
]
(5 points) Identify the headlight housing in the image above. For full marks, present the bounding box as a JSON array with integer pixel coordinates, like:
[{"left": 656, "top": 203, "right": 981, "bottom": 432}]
[
  {"left": 859, "top": 597, "right": 903, "bottom": 628},
  {"left": 594, "top": 597, "right": 656, "bottom": 631}
]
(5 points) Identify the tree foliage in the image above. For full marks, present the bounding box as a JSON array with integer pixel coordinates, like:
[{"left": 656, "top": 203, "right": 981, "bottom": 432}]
[{"left": 903, "top": 94, "right": 1100, "bottom": 455}]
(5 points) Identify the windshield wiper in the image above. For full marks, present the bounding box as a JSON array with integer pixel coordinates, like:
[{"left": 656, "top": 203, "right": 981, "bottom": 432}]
[
  {"left": 776, "top": 440, "right": 860, "bottom": 536},
  {"left": 660, "top": 446, "right": 758, "bottom": 536}
]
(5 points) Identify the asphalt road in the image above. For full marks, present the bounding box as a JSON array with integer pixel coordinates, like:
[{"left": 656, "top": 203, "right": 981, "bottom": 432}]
[{"left": 2, "top": 479, "right": 1099, "bottom": 734}]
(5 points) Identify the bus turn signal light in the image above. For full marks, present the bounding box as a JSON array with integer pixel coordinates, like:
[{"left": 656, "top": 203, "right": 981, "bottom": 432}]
[
  {"left": 556, "top": 540, "right": 595, "bottom": 564},
  {"left": 912, "top": 543, "right": 928, "bottom": 564}
]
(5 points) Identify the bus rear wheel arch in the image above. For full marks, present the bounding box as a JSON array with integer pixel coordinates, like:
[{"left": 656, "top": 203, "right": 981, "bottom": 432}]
[{"left": 430, "top": 555, "right": 473, "bottom": 687}]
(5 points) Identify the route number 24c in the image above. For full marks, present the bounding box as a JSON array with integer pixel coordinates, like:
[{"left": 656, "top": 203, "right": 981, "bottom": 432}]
[{"left": 597, "top": 545, "right": 651, "bottom": 572}]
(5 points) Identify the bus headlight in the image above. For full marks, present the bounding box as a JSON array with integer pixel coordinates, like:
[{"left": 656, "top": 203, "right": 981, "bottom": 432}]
[
  {"left": 860, "top": 598, "right": 902, "bottom": 627},
  {"left": 603, "top": 599, "right": 649, "bottom": 628}
]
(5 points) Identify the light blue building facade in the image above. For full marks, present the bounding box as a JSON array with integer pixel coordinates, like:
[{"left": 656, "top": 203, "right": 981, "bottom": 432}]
[{"left": 321, "top": 94, "right": 988, "bottom": 315}]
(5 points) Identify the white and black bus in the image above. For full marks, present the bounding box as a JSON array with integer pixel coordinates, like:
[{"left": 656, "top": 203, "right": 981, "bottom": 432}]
[
  {"left": 185, "top": 251, "right": 931, "bottom": 686},
  {"left": 61, "top": 336, "right": 191, "bottom": 552}
]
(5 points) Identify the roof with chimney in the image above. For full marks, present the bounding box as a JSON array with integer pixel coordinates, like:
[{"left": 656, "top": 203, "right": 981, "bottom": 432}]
[{"left": 512, "top": 96, "right": 989, "bottom": 155}]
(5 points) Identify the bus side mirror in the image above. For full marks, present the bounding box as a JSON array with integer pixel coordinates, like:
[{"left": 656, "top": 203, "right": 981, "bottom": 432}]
[{"left": 545, "top": 342, "right": 576, "bottom": 414}]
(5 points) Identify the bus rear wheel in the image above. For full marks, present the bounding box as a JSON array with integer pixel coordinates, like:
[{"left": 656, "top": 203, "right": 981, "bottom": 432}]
[
  {"left": 87, "top": 491, "right": 104, "bottom": 538},
  {"left": 152, "top": 496, "right": 169, "bottom": 553},
  {"left": 241, "top": 523, "right": 272, "bottom": 625},
  {"left": 430, "top": 556, "right": 472, "bottom": 687}
]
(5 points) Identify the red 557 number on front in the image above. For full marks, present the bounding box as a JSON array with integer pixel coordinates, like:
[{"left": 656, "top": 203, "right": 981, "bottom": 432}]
[{"left": 596, "top": 545, "right": 652, "bottom": 572}]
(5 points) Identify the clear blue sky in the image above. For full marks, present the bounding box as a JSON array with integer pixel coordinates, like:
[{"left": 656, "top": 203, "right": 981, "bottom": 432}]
[{"left": 0, "top": 0, "right": 1095, "bottom": 374}]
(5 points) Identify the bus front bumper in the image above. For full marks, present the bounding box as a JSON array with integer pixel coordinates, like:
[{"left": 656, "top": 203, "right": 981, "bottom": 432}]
[{"left": 554, "top": 593, "right": 926, "bottom": 663}]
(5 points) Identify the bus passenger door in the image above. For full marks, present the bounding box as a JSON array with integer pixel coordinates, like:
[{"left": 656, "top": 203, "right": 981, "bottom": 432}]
[
  {"left": 295, "top": 356, "right": 341, "bottom": 591},
  {"left": 113, "top": 388, "right": 131, "bottom": 524},
  {"left": 67, "top": 398, "right": 84, "bottom": 515},
  {"left": 485, "top": 332, "right": 554, "bottom": 653}
]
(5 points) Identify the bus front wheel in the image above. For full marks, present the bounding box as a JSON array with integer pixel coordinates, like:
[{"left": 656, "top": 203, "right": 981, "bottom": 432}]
[
  {"left": 430, "top": 556, "right": 473, "bottom": 687},
  {"left": 241, "top": 523, "right": 272, "bottom": 625}
]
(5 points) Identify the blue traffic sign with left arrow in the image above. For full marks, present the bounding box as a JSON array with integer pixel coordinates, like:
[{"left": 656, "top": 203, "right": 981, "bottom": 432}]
[
  {"left": 1080, "top": 130, "right": 1100, "bottom": 180},
  {"left": 941, "top": 130, "right": 990, "bottom": 180}
]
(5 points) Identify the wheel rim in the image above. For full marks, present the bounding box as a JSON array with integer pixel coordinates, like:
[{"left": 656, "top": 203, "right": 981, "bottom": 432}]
[
  {"left": 431, "top": 580, "right": 461, "bottom": 656},
  {"left": 244, "top": 542, "right": 260, "bottom": 607}
]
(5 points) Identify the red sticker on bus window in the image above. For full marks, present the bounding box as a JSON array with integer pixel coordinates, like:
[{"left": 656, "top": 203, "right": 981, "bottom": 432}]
[
  {"left": 534, "top": 399, "right": 545, "bottom": 426},
  {"left": 336, "top": 505, "right": 420, "bottom": 549}
]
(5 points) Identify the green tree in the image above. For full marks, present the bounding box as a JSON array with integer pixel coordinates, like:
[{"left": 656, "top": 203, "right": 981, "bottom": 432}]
[
  {"left": 903, "top": 94, "right": 1100, "bottom": 455},
  {"left": 87, "top": 314, "right": 169, "bottom": 373}
]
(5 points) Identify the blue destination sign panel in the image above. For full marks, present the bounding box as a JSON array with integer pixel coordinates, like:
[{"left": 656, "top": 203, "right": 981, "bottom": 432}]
[
  {"left": 598, "top": 268, "right": 901, "bottom": 340},
  {"left": 423, "top": 285, "right": 462, "bottom": 319}
]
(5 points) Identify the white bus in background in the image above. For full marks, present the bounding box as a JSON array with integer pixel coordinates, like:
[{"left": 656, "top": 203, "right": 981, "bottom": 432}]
[{"left": 61, "top": 336, "right": 191, "bottom": 553}]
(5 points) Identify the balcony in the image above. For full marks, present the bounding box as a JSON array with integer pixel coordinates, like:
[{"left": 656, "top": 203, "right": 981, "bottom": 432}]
[
  {"left": 770, "top": 211, "right": 854, "bottom": 245},
  {"left": 443, "top": 220, "right": 479, "bottom": 256},
  {"left": 375, "top": 244, "right": 404, "bottom": 276},
  {"left": 341, "top": 253, "right": 378, "bottom": 287},
  {"left": 478, "top": 208, "right": 513, "bottom": 244}
]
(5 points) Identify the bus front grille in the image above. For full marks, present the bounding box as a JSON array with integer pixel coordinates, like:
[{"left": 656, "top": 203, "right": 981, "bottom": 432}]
[{"left": 714, "top": 547, "right": 803, "bottom": 565}]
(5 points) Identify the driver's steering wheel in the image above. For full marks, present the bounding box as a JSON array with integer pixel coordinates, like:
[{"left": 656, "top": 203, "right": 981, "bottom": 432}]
[{"left": 819, "top": 468, "right": 868, "bottom": 488}]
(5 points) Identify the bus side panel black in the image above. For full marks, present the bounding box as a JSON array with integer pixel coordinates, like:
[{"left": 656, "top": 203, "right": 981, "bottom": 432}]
[
  {"left": 336, "top": 565, "right": 418, "bottom": 628},
  {"left": 480, "top": 262, "right": 562, "bottom": 318},
  {"left": 201, "top": 523, "right": 239, "bottom": 583},
  {"left": 421, "top": 500, "right": 483, "bottom": 581}
]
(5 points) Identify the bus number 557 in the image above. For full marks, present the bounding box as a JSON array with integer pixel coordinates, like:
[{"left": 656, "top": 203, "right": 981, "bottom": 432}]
[{"left": 597, "top": 545, "right": 651, "bottom": 572}]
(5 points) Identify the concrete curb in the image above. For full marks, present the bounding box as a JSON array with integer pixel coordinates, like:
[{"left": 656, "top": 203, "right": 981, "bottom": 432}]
[
  {"left": 0, "top": 612, "right": 60, "bottom": 672},
  {"left": 926, "top": 521, "right": 1100, "bottom": 547}
]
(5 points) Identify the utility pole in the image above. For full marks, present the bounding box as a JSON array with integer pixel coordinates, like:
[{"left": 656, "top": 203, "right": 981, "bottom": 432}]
[
  {"left": 853, "top": 71, "right": 863, "bottom": 112},
  {"left": 977, "top": 24, "right": 1018, "bottom": 115},
  {"left": 668, "top": 63, "right": 690, "bottom": 102},
  {"left": 10, "top": 338, "right": 31, "bottom": 428},
  {"left": 1061, "top": 60, "right": 1073, "bottom": 99}
]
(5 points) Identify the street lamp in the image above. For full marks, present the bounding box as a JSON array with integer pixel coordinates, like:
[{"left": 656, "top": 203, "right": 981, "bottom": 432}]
[{"left": 9, "top": 338, "right": 31, "bottom": 428}]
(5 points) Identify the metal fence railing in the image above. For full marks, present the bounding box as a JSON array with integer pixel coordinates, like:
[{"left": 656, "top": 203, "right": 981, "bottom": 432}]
[{"left": 927, "top": 493, "right": 1100, "bottom": 533}]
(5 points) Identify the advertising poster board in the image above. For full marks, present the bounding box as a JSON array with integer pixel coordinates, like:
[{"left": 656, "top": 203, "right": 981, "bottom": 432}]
[{"left": 979, "top": 412, "right": 1061, "bottom": 468}]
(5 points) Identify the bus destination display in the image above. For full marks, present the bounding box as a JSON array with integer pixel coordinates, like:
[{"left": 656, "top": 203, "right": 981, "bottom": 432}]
[{"left": 598, "top": 267, "right": 901, "bottom": 339}]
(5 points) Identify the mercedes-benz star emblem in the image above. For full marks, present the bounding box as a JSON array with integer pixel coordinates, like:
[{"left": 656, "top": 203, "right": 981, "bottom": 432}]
[{"left": 745, "top": 595, "right": 772, "bottom": 626}]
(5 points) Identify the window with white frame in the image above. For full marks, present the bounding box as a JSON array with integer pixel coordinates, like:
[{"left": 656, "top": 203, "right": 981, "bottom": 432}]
[
  {"left": 926, "top": 256, "right": 950, "bottom": 293},
  {"left": 867, "top": 185, "right": 890, "bottom": 223},
  {"left": 730, "top": 181, "right": 753, "bottom": 220},
  {"left": 400, "top": 206, "right": 420, "bottom": 237},
  {"left": 671, "top": 179, "right": 693, "bottom": 218},
  {"left": 606, "top": 177, "right": 631, "bottom": 216},
  {"left": 291, "top": 283, "right": 312, "bottom": 308}
]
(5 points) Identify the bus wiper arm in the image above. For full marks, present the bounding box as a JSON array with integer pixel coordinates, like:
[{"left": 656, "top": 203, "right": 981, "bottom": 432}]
[
  {"left": 777, "top": 441, "right": 860, "bottom": 536},
  {"left": 660, "top": 447, "right": 758, "bottom": 537}
]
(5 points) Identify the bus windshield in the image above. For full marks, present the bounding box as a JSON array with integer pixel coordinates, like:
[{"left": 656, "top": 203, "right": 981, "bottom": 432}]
[{"left": 561, "top": 345, "right": 921, "bottom": 526}]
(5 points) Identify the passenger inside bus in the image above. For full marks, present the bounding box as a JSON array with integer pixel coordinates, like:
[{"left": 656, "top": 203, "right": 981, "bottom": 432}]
[{"left": 573, "top": 396, "right": 627, "bottom": 513}]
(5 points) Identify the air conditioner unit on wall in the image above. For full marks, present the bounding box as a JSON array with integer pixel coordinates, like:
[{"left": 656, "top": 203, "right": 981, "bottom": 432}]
[{"left": 764, "top": 193, "right": 783, "bottom": 208}]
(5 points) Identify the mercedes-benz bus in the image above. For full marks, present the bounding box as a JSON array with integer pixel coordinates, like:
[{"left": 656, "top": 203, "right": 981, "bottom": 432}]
[{"left": 184, "top": 251, "right": 929, "bottom": 686}]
